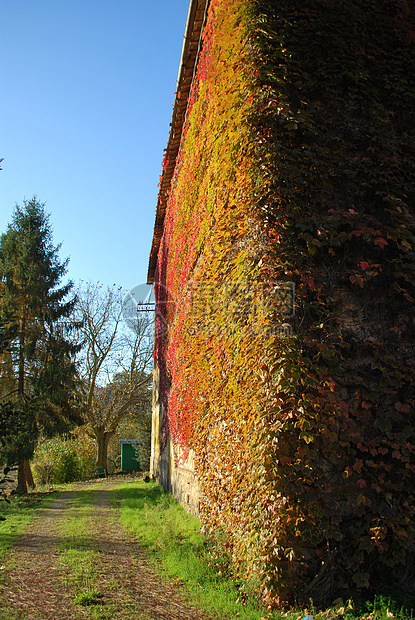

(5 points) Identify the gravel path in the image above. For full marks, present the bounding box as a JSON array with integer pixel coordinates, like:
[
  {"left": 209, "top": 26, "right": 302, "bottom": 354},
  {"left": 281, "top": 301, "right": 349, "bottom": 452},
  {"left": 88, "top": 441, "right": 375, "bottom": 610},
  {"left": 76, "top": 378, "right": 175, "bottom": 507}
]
[{"left": 0, "top": 479, "right": 213, "bottom": 620}]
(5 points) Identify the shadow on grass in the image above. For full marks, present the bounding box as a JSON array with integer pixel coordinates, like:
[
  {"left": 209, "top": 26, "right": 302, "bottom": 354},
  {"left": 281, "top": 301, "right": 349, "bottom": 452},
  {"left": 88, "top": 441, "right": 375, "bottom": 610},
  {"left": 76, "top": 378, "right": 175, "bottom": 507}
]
[
  {"left": 113, "top": 480, "right": 171, "bottom": 506},
  {"left": 0, "top": 483, "right": 151, "bottom": 562}
]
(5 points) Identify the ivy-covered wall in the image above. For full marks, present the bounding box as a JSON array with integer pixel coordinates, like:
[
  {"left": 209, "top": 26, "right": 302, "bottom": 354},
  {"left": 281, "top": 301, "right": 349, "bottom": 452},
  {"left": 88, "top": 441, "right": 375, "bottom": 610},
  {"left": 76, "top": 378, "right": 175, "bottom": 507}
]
[{"left": 150, "top": 0, "right": 415, "bottom": 607}]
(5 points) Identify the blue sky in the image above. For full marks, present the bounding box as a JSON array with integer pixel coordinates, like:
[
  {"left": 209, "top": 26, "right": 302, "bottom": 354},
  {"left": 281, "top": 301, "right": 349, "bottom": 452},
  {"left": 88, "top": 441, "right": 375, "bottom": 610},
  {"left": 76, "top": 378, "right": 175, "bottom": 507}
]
[{"left": 1, "top": 1, "right": 190, "bottom": 293}]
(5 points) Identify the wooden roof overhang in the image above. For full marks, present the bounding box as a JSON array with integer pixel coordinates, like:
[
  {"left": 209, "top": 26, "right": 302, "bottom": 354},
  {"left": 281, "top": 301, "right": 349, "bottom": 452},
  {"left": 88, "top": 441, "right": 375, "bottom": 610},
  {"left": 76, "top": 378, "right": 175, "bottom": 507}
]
[{"left": 147, "top": 0, "right": 209, "bottom": 284}]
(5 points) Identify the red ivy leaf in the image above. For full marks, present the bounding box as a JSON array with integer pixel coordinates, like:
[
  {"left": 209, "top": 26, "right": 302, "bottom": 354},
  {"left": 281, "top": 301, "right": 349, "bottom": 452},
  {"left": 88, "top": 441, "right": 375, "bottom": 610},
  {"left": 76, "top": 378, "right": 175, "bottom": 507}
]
[
  {"left": 374, "top": 237, "right": 388, "bottom": 249},
  {"left": 395, "top": 402, "right": 411, "bottom": 413},
  {"left": 353, "top": 458, "right": 364, "bottom": 473}
]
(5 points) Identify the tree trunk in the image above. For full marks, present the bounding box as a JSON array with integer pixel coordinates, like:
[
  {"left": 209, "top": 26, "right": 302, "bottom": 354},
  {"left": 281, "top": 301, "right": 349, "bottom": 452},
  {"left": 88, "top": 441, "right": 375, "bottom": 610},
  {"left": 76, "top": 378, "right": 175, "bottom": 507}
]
[
  {"left": 17, "top": 310, "right": 34, "bottom": 494},
  {"left": 17, "top": 459, "right": 35, "bottom": 494},
  {"left": 17, "top": 459, "right": 27, "bottom": 494},
  {"left": 25, "top": 459, "right": 35, "bottom": 489},
  {"left": 95, "top": 429, "right": 113, "bottom": 471},
  {"left": 17, "top": 459, "right": 27, "bottom": 493},
  {"left": 18, "top": 310, "right": 26, "bottom": 398}
]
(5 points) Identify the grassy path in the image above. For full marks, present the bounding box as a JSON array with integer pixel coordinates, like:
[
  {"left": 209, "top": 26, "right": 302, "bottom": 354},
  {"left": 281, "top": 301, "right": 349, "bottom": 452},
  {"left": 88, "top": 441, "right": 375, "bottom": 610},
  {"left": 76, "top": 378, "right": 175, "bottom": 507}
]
[
  {"left": 0, "top": 479, "right": 213, "bottom": 620},
  {"left": 3, "top": 479, "right": 410, "bottom": 620}
]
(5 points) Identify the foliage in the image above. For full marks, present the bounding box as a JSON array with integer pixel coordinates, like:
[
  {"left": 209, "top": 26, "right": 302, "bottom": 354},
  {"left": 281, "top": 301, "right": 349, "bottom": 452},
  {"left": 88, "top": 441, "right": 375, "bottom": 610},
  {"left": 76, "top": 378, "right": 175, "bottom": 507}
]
[
  {"left": 0, "top": 198, "right": 83, "bottom": 491},
  {"left": 244, "top": 0, "right": 415, "bottom": 605},
  {"left": 31, "top": 430, "right": 96, "bottom": 485},
  {"left": 153, "top": 0, "right": 415, "bottom": 607},
  {"left": 0, "top": 401, "right": 30, "bottom": 465},
  {"left": 120, "top": 481, "right": 415, "bottom": 620},
  {"left": 118, "top": 480, "right": 271, "bottom": 620}
]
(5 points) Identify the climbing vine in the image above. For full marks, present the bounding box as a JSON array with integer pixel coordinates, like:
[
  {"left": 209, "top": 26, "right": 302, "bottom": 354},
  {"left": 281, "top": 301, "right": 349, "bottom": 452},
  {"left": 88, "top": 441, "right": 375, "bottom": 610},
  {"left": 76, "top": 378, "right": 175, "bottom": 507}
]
[{"left": 154, "top": 0, "right": 415, "bottom": 607}]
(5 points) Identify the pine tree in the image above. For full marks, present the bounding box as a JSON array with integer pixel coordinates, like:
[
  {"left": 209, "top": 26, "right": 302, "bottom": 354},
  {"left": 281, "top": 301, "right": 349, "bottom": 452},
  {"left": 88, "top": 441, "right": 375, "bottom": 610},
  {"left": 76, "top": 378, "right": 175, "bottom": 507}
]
[{"left": 0, "top": 197, "right": 82, "bottom": 492}]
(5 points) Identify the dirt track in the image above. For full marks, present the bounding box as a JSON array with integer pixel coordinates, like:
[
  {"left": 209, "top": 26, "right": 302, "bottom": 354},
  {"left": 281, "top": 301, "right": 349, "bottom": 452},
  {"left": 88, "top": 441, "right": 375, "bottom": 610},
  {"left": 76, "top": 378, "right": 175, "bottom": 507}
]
[{"left": 0, "top": 479, "right": 213, "bottom": 620}]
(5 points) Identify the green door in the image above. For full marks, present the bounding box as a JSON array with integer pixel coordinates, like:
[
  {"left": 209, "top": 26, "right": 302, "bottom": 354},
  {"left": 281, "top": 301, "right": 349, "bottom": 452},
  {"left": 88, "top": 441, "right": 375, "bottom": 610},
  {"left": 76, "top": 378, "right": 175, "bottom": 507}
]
[{"left": 120, "top": 441, "right": 140, "bottom": 472}]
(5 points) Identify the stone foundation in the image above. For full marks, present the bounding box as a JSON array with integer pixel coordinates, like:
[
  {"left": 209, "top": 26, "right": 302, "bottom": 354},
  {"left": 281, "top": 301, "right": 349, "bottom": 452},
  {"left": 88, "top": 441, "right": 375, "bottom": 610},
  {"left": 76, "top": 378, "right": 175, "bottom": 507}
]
[{"left": 150, "top": 364, "right": 199, "bottom": 517}]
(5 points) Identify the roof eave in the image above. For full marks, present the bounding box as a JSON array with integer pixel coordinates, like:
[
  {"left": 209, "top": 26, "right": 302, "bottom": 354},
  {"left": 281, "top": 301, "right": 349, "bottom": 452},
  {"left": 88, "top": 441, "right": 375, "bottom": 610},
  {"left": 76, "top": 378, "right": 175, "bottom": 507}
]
[{"left": 147, "top": 0, "right": 209, "bottom": 285}]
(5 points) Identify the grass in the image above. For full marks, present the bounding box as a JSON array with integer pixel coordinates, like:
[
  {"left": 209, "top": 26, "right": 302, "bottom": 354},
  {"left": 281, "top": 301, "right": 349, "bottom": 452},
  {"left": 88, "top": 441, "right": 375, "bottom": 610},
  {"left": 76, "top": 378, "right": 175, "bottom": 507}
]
[
  {"left": 0, "top": 483, "right": 112, "bottom": 619},
  {"left": 0, "top": 487, "right": 63, "bottom": 620},
  {"left": 72, "top": 587, "right": 105, "bottom": 607},
  {"left": 1, "top": 478, "right": 414, "bottom": 620},
  {"left": 116, "top": 479, "right": 415, "bottom": 620},
  {"left": 0, "top": 488, "right": 59, "bottom": 563},
  {"left": 56, "top": 485, "right": 110, "bottom": 617},
  {"left": 117, "top": 479, "right": 280, "bottom": 620},
  {"left": 56, "top": 483, "right": 143, "bottom": 620}
]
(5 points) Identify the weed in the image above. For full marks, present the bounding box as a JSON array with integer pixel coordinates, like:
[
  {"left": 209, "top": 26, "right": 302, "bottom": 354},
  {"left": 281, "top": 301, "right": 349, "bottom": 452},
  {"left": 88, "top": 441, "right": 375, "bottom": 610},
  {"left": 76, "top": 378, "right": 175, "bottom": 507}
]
[{"left": 72, "top": 587, "right": 104, "bottom": 606}]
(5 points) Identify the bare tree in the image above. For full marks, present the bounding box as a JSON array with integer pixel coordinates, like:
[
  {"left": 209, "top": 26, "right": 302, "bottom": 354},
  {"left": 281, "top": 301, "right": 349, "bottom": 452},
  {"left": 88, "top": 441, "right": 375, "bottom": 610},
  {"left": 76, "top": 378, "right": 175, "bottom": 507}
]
[{"left": 76, "top": 282, "right": 153, "bottom": 470}]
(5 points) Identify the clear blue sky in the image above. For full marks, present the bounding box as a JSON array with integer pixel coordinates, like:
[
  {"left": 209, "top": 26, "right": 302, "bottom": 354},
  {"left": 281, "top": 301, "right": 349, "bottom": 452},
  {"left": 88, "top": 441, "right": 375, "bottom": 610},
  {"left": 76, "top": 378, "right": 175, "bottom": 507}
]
[{"left": 1, "top": 0, "right": 190, "bottom": 292}]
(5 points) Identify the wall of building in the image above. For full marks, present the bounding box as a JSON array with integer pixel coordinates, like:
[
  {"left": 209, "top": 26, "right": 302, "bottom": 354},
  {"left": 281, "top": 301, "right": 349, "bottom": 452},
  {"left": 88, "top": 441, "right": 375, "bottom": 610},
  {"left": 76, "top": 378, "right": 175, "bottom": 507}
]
[
  {"left": 150, "top": 364, "right": 199, "bottom": 516},
  {"left": 150, "top": 0, "right": 415, "bottom": 606},
  {"left": 150, "top": 0, "right": 256, "bottom": 516}
]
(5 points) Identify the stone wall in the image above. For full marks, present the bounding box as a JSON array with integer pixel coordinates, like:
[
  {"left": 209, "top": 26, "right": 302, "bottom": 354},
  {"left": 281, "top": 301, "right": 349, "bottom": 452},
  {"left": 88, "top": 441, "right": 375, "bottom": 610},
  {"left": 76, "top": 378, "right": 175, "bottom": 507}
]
[{"left": 150, "top": 363, "right": 199, "bottom": 517}]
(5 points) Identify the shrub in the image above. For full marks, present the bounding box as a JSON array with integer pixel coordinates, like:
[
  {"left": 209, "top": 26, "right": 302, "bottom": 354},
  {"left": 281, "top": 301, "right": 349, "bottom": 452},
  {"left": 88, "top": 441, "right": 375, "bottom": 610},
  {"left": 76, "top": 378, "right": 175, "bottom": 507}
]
[{"left": 32, "top": 430, "right": 96, "bottom": 485}]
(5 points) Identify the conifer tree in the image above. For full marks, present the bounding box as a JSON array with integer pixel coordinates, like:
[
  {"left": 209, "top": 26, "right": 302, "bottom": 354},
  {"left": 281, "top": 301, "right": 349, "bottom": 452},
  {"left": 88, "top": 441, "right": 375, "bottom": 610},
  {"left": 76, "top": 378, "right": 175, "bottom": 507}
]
[{"left": 0, "top": 197, "right": 82, "bottom": 492}]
